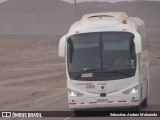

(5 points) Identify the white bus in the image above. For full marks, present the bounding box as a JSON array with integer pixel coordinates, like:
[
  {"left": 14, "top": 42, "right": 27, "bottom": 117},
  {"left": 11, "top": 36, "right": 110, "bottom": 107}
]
[{"left": 59, "top": 12, "right": 149, "bottom": 114}]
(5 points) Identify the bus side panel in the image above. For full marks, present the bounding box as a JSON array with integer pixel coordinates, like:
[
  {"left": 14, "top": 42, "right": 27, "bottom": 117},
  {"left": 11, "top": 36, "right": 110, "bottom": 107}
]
[{"left": 139, "top": 49, "right": 149, "bottom": 102}]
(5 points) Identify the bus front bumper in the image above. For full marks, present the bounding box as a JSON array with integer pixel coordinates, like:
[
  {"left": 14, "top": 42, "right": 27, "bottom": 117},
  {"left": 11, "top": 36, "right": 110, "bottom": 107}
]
[
  {"left": 68, "top": 96, "right": 140, "bottom": 110},
  {"left": 69, "top": 102, "right": 140, "bottom": 110}
]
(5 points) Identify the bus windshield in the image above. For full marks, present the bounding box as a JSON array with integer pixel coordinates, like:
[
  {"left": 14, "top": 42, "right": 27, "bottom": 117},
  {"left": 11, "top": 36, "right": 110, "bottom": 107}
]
[{"left": 67, "top": 32, "right": 136, "bottom": 81}]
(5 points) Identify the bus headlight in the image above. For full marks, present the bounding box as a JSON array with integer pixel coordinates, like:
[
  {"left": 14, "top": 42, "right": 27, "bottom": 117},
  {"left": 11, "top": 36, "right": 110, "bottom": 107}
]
[
  {"left": 122, "top": 85, "right": 139, "bottom": 94},
  {"left": 68, "top": 89, "right": 84, "bottom": 97}
]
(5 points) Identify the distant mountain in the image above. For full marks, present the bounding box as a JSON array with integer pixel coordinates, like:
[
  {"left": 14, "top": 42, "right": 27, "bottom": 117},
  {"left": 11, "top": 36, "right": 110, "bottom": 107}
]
[
  {"left": 61, "top": 0, "right": 160, "bottom": 4},
  {"left": 74, "top": 1, "right": 160, "bottom": 33},
  {"left": 0, "top": 0, "right": 159, "bottom": 35}
]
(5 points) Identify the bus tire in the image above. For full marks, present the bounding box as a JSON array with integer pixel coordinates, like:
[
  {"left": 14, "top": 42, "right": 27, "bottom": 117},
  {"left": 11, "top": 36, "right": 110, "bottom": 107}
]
[
  {"left": 74, "top": 111, "right": 83, "bottom": 116},
  {"left": 141, "top": 83, "right": 148, "bottom": 108},
  {"left": 141, "top": 97, "right": 148, "bottom": 108},
  {"left": 132, "top": 105, "right": 140, "bottom": 111}
]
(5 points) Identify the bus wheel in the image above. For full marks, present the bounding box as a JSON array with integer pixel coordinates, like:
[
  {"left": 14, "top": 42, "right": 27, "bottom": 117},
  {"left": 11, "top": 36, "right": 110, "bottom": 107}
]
[
  {"left": 141, "top": 97, "right": 148, "bottom": 108},
  {"left": 141, "top": 83, "right": 148, "bottom": 108},
  {"left": 132, "top": 105, "right": 140, "bottom": 111},
  {"left": 74, "top": 111, "right": 83, "bottom": 116}
]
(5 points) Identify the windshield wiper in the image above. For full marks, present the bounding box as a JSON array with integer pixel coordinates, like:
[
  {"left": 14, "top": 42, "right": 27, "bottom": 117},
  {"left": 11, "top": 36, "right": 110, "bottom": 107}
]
[
  {"left": 83, "top": 69, "right": 132, "bottom": 77},
  {"left": 74, "top": 69, "right": 132, "bottom": 79},
  {"left": 105, "top": 71, "right": 132, "bottom": 77}
]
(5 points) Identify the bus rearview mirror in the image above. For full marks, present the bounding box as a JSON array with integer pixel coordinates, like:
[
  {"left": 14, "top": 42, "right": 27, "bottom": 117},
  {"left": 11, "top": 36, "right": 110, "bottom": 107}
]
[
  {"left": 59, "top": 35, "right": 67, "bottom": 57},
  {"left": 134, "top": 33, "right": 142, "bottom": 54}
]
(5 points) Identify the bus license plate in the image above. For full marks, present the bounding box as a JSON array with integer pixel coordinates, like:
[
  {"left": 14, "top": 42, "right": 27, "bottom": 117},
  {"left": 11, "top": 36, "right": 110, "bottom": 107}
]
[{"left": 97, "top": 99, "right": 108, "bottom": 103}]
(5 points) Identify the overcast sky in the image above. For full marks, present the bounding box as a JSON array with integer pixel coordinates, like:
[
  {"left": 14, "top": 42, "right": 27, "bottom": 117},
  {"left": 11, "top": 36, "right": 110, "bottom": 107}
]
[{"left": 61, "top": 0, "right": 160, "bottom": 4}]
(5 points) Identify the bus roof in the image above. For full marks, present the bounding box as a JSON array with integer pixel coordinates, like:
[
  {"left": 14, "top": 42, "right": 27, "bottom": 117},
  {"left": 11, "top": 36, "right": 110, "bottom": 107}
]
[{"left": 67, "top": 12, "right": 144, "bottom": 36}]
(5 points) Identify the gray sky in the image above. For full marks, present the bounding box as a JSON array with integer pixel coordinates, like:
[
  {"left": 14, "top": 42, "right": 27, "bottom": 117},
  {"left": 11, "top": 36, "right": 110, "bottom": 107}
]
[{"left": 61, "top": 0, "right": 160, "bottom": 4}]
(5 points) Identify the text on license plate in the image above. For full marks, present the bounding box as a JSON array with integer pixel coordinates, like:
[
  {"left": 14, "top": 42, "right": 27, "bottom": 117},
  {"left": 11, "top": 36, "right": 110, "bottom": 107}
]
[
  {"left": 86, "top": 84, "right": 95, "bottom": 89},
  {"left": 97, "top": 99, "right": 108, "bottom": 103}
]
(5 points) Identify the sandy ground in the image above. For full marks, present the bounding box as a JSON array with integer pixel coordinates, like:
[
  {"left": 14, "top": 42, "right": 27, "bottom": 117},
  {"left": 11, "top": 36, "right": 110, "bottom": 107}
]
[
  {"left": 0, "top": 32, "right": 159, "bottom": 120},
  {"left": 0, "top": 49, "right": 66, "bottom": 111},
  {"left": 0, "top": 37, "right": 66, "bottom": 110}
]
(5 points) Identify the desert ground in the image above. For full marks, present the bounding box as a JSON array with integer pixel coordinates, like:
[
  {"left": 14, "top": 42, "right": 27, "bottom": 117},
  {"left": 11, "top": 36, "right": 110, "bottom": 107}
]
[
  {"left": 0, "top": 34, "right": 67, "bottom": 111},
  {"left": 0, "top": 32, "right": 159, "bottom": 120}
]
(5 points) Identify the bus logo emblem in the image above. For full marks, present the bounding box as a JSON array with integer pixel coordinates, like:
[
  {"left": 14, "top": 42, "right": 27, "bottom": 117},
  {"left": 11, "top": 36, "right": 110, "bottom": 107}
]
[{"left": 101, "top": 86, "right": 104, "bottom": 89}]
